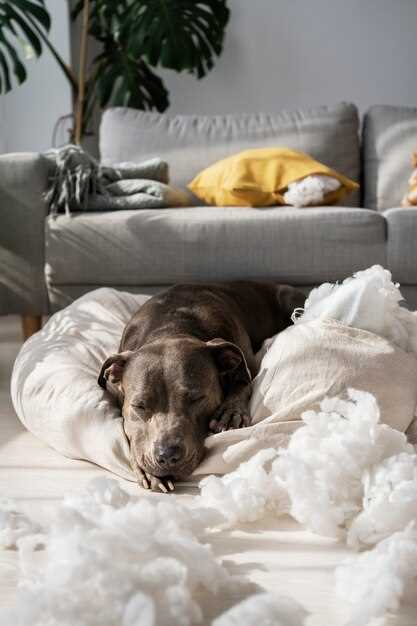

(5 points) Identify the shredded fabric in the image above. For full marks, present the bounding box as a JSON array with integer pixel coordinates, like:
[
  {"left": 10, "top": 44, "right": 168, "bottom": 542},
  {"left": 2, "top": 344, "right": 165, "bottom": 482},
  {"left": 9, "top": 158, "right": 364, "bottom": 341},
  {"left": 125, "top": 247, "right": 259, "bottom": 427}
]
[
  {"left": 294, "top": 265, "right": 417, "bottom": 357},
  {"left": 336, "top": 523, "right": 417, "bottom": 626},
  {"left": 212, "top": 593, "right": 308, "bottom": 626},
  {"left": 283, "top": 174, "right": 341, "bottom": 207}
]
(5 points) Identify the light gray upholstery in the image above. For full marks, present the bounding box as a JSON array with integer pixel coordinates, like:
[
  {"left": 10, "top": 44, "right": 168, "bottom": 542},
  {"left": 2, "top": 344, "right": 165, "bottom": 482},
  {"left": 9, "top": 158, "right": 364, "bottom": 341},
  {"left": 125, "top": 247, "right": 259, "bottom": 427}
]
[
  {"left": 45, "top": 206, "right": 386, "bottom": 292},
  {"left": 0, "top": 153, "right": 50, "bottom": 315},
  {"left": 363, "top": 105, "right": 417, "bottom": 211},
  {"left": 385, "top": 207, "right": 417, "bottom": 284},
  {"left": 100, "top": 103, "right": 361, "bottom": 207},
  {"left": 5, "top": 103, "right": 417, "bottom": 319}
]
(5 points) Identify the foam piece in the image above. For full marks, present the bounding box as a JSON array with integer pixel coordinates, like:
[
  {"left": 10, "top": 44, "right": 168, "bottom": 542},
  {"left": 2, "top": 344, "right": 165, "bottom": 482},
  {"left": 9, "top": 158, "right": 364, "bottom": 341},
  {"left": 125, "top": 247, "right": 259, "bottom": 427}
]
[
  {"left": 212, "top": 593, "right": 308, "bottom": 626},
  {"left": 348, "top": 452, "right": 417, "bottom": 548},
  {"left": 336, "top": 523, "right": 417, "bottom": 626},
  {"left": 0, "top": 478, "right": 236, "bottom": 626},
  {"left": 295, "top": 265, "right": 417, "bottom": 357},
  {"left": 283, "top": 174, "right": 341, "bottom": 207},
  {"left": 275, "top": 389, "right": 412, "bottom": 538},
  {"left": 199, "top": 449, "right": 289, "bottom": 525},
  {"left": 0, "top": 499, "right": 41, "bottom": 549}
]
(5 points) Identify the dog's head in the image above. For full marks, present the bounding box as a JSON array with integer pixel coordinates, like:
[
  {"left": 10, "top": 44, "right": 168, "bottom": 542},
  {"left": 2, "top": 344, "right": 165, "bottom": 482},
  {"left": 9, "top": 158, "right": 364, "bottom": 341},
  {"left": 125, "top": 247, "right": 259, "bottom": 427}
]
[{"left": 98, "top": 336, "right": 251, "bottom": 480}]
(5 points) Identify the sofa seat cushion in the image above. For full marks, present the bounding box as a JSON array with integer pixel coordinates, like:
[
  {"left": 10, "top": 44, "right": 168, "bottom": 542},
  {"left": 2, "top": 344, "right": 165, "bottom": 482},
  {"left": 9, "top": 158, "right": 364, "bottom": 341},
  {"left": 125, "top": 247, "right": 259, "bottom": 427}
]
[
  {"left": 100, "top": 103, "right": 361, "bottom": 207},
  {"left": 45, "top": 206, "right": 386, "bottom": 289}
]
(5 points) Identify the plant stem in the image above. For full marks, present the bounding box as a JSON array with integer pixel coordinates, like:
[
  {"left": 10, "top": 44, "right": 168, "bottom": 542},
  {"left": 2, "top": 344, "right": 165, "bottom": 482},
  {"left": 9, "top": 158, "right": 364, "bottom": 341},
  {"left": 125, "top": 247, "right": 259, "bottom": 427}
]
[{"left": 74, "top": 0, "right": 90, "bottom": 144}]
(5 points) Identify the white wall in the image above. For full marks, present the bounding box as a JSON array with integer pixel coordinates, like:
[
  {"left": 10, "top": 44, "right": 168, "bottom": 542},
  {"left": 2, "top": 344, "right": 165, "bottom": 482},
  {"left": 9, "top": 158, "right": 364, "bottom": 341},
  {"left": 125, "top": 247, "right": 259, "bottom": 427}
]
[
  {"left": 3, "top": 0, "right": 416, "bottom": 153},
  {"left": 2, "top": 0, "right": 72, "bottom": 153},
  {"left": 160, "top": 0, "right": 417, "bottom": 116}
]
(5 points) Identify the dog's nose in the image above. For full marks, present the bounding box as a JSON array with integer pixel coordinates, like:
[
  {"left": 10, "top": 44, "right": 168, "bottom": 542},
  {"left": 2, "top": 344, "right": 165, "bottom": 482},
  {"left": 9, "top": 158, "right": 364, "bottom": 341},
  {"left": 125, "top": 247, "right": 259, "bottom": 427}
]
[{"left": 155, "top": 444, "right": 184, "bottom": 467}]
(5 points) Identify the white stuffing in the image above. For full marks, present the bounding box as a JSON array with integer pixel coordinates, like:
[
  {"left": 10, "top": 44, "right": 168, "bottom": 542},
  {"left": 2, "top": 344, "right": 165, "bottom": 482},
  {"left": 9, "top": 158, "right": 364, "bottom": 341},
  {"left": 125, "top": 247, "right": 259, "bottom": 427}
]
[
  {"left": 6, "top": 265, "right": 417, "bottom": 625},
  {"left": 335, "top": 523, "right": 417, "bottom": 626},
  {"left": 275, "top": 389, "right": 413, "bottom": 538},
  {"left": 200, "top": 389, "right": 413, "bottom": 539},
  {"left": 199, "top": 448, "right": 289, "bottom": 525},
  {"left": 347, "top": 451, "right": 417, "bottom": 548},
  {"left": 0, "top": 478, "right": 237, "bottom": 626},
  {"left": 294, "top": 265, "right": 417, "bottom": 357},
  {"left": 0, "top": 499, "right": 41, "bottom": 549},
  {"left": 212, "top": 593, "right": 308, "bottom": 626},
  {"left": 283, "top": 174, "right": 341, "bottom": 207}
]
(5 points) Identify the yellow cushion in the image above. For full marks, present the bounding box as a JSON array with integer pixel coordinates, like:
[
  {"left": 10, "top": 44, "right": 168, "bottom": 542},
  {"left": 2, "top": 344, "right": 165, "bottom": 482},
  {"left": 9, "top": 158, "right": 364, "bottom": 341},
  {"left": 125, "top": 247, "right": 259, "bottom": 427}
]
[{"left": 188, "top": 147, "right": 359, "bottom": 207}]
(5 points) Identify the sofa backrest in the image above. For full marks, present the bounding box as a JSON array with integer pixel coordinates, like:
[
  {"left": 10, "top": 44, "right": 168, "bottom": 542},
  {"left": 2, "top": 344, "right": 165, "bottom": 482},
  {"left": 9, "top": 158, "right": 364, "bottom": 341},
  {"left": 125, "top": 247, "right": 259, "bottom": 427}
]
[
  {"left": 363, "top": 105, "right": 417, "bottom": 211},
  {"left": 100, "top": 102, "right": 360, "bottom": 207}
]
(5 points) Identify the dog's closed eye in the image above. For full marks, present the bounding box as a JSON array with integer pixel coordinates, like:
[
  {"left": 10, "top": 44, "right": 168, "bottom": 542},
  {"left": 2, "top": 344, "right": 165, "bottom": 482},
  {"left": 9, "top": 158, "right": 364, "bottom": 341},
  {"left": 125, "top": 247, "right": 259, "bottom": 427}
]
[
  {"left": 130, "top": 401, "right": 147, "bottom": 420},
  {"left": 188, "top": 394, "right": 206, "bottom": 405}
]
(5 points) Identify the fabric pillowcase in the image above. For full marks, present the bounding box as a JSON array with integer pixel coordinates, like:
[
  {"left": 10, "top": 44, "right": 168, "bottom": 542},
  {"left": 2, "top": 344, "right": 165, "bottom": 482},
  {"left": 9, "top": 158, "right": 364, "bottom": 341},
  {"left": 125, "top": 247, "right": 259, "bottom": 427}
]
[{"left": 188, "top": 147, "right": 359, "bottom": 207}]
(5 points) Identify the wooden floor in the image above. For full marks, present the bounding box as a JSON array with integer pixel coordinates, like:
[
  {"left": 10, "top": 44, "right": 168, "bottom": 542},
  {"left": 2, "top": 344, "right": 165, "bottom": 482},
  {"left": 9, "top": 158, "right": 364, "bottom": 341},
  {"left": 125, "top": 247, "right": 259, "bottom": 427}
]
[{"left": 0, "top": 316, "right": 416, "bottom": 625}]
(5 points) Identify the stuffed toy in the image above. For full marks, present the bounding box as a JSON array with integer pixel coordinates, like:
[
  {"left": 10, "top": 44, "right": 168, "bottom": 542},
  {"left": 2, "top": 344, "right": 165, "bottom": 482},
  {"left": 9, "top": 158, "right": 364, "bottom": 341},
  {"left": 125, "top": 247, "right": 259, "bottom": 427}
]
[{"left": 401, "top": 151, "right": 417, "bottom": 206}]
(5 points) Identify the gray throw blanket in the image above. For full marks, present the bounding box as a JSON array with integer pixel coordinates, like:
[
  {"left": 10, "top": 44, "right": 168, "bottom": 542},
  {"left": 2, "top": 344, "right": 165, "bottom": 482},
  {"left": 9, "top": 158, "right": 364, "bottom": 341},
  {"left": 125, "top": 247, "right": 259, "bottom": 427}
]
[{"left": 43, "top": 144, "right": 190, "bottom": 215}]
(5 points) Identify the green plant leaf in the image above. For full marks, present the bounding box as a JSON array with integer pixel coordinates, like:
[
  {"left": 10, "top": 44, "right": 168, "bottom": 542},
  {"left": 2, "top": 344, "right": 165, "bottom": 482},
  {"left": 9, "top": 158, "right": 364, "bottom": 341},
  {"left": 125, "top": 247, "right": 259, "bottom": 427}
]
[
  {"left": 0, "top": 0, "right": 50, "bottom": 93},
  {"left": 128, "top": 0, "right": 230, "bottom": 77},
  {"left": 72, "top": 0, "right": 229, "bottom": 136},
  {"left": 92, "top": 52, "right": 169, "bottom": 113}
]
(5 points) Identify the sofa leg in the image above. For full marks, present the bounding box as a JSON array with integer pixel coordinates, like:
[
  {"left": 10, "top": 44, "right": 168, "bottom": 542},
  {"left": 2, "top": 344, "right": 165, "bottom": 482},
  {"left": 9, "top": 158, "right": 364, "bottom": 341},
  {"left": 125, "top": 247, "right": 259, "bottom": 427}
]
[{"left": 21, "top": 315, "right": 42, "bottom": 340}]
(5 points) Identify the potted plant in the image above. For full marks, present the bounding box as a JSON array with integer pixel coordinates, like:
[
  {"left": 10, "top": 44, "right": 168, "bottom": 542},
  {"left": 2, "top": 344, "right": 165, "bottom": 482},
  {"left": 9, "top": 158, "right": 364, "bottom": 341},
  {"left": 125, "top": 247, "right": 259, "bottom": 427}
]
[{"left": 0, "top": 0, "right": 230, "bottom": 142}]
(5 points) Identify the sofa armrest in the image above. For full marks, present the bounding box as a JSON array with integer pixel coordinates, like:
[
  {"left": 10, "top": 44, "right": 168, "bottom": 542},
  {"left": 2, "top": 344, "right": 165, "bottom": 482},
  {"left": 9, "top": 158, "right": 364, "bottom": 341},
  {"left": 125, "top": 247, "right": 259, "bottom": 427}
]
[
  {"left": 0, "top": 153, "right": 50, "bottom": 315},
  {"left": 384, "top": 207, "right": 417, "bottom": 285}
]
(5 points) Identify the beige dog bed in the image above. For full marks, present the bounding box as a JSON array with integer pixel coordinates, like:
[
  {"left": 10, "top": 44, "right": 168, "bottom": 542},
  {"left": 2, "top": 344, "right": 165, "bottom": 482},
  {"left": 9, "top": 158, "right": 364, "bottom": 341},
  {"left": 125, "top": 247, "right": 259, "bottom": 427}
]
[{"left": 11, "top": 287, "right": 417, "bottom": 481}]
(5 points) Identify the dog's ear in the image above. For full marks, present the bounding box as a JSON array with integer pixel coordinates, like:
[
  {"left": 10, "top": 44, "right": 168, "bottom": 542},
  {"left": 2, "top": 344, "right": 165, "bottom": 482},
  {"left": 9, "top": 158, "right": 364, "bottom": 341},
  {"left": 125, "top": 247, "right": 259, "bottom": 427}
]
[
  {"left": 98, "top": 351, "right": 134, "bottom": 395},
  {"left": 206, "top": 339, "right": 252, "bottom": 384}
]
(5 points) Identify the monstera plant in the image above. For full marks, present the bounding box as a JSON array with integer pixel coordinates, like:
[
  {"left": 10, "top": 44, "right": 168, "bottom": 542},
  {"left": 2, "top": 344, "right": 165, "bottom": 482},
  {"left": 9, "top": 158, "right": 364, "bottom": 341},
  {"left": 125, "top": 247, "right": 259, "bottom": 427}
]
[{"left": 0, "top": 0, "right": 230, "bottom": 141}]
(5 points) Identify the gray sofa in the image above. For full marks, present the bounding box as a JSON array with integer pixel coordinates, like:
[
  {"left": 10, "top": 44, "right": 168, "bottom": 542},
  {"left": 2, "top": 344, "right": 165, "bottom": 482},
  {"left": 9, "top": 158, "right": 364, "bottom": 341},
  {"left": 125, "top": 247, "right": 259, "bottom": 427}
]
[{"left": 1, "top": 102, "right": 417, "bottom": 336}]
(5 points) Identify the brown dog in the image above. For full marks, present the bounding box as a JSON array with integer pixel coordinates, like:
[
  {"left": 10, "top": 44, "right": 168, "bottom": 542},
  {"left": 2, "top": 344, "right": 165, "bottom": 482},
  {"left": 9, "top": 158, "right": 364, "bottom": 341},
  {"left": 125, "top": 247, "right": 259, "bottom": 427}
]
[{"left": 98, "top": 281, "right": 305, "bottom": 492}]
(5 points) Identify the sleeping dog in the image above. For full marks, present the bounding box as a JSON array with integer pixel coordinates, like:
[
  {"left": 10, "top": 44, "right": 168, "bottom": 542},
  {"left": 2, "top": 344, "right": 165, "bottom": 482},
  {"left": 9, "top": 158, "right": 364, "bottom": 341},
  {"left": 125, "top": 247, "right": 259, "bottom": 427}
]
[{"left": 98, "top": 282, "right": 305, "bottom": 492}]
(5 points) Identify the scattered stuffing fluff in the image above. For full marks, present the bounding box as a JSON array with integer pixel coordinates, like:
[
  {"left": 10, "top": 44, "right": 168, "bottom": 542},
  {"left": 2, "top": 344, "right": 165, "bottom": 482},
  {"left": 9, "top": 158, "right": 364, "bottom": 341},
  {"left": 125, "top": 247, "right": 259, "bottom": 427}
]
[
  {"left": 0, "top": 478, "right": 237, "bottom": 626},
  {"left": 199, "top": 449, "right": 289, "bottom": 525},
  {"left": 199, "top": 386, "right": 417, "bottom": 625},
  {"left": 295, "top": 265, "right": 417, "bottom": 357},
  {"left": 212, "top": 593, "right": 308, "bottom": 626},
  {"left": 274, "top": 389, "right": 413, "bottom": 539},
  {"left": 335, "top": 523, "right": 417, "bottom": 626},
  {"left": 0, "top": 499, "right": 41, "bottom": 549},
  {"left": 347, "top": 451, "right": 417, "bottom": 548},
  {"left": 283, "top": 174, "right": 341, "bottom": 207},
  {"left": 200, "top": 389, "right": 412, "bottom": 539}
]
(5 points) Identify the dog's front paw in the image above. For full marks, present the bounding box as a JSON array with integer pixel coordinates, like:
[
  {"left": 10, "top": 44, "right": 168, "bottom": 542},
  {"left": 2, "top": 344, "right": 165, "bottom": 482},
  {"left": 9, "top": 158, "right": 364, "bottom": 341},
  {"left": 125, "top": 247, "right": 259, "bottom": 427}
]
[
  {"left": 131, "top": 453, "right": 175, "bottom": 493},
  {"left": 142, "top": 472, "right": 175, "bottom": 493},
  {"left": 209, "top": 403, "right": 251, "bottom": 434}
]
